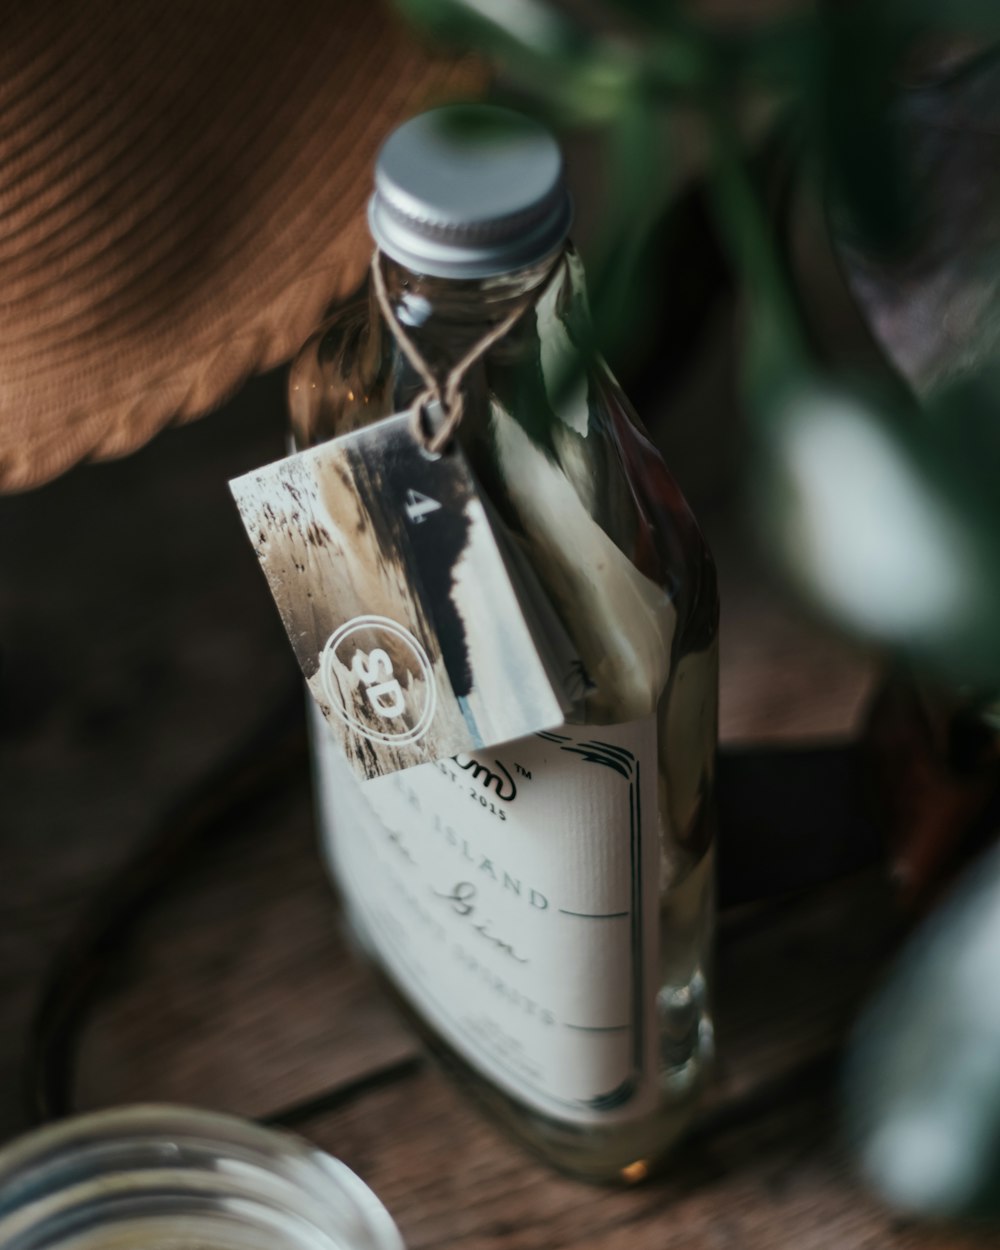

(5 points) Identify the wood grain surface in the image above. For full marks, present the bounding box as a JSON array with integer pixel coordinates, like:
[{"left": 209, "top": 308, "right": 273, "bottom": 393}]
[
  {"left": 299, "top": 1070, "right": 991, "bottom": 1250},
  {"left": 5, "top": 369, "right": 982, "bottom": 1247}
]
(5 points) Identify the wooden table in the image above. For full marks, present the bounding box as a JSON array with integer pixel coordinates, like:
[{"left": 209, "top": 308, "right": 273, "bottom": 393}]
[{"left": 0, "top": 375, "right": 988, "bottom": 1248}]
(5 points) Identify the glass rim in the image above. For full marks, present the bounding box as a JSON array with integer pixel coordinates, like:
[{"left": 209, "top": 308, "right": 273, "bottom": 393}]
[{"left": 0, "top": 1103, "right": 404, "bottom": 1250}]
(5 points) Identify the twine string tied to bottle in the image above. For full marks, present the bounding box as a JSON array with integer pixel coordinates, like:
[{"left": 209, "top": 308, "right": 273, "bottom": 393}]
[{"left": 370, "top": 249, "right": 561, "bottom": 455}]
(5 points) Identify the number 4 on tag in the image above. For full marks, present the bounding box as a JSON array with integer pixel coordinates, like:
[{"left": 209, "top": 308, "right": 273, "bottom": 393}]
[{"left": 404, "top": 489, "right": 442, "bottom": 524}]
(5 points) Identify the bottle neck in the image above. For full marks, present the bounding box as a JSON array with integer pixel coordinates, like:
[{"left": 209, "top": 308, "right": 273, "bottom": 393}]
[
  {"left": 380, "top": 252, "right": 562, "bottom": 319},
  {"left": 374, "top": 250, "right": 570, "bottom": 378}
]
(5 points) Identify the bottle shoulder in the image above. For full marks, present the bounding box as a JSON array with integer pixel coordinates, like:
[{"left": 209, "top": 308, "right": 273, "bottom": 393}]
[{"left": 288, "top": 291, "right": 389, "bottom": 447}]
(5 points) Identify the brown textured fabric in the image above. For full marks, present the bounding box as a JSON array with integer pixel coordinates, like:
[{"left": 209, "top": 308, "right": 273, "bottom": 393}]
[{"left": 0, "top": 2, "right": 481, "bottom": 490}]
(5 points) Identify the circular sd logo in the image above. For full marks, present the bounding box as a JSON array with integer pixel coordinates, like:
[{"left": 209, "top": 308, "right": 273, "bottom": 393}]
[{"left": 320, "top": 615, "right": 436, "bottom": 746}]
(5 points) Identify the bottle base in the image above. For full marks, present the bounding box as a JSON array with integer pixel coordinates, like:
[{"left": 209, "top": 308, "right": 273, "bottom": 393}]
[{"left": 341, "top": 901, "right": 710, "bottom": 1185}]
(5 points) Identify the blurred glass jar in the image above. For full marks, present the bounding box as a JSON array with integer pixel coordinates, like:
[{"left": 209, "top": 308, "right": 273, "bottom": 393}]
[{"left": 0, "top": 1105, "right": 404, "bottom": 1250}]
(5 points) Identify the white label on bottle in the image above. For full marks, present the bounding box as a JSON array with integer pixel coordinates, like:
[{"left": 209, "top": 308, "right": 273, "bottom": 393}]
[{"left": 314, "top": 711, "right": 661, "bottom": 1125}]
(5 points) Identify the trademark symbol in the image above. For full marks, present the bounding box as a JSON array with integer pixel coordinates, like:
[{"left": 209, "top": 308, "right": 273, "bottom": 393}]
[{"left": 514, "top": 763, "right": 532, "bottom": 779}]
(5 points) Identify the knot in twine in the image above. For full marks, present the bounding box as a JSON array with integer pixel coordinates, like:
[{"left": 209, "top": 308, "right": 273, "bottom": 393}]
[{"left": 370, "top": 250, "right": 562, "bottom": 455}]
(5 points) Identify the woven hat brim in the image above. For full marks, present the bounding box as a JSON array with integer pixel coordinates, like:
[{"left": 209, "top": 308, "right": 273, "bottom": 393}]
[{"left": 0, "top": 1, "right": 483, "bottom": 490}]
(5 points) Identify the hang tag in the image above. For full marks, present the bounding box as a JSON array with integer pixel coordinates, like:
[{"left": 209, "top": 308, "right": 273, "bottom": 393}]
[{"left": 230, "top": 410, "right": 578, "bottom": 779}]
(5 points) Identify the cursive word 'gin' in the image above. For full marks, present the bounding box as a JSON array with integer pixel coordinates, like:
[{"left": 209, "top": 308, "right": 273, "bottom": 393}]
[{"left": 291, "top": 105, "right": 718, "bottom": 1182}]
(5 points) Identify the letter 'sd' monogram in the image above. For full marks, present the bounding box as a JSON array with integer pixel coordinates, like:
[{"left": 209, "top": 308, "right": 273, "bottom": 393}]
[
  {"left": 321, "top": 615, "right": 436, "bottom": 746},
  {"left": 351, "top": 648, "right": 405, "bottom": 719}
]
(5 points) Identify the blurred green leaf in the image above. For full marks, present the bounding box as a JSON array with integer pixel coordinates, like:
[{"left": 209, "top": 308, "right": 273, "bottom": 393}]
[
  {"left": 925, "top": 369, "right": 1000, "bottom": 515},
  {"left": 709, "top": 17, "right": 824, "bottom": 95},
  {"left": 807, "top": 12, "right": 914, "bottom": 255},
  {"left": 396, "top": 0, "right": 709, "bottom": 112},
  {"left": 586, "top": 97, "right": 669, "bottom": 363},
  {"left": 845, "top": 839, "right": 1000, "bottom": 1222},
  {"left": 394, "top": 0, "right": 639, "bottom": 121},
  {"left": 753, "top": 372, "right": 1000, "bottom": 688},
  {"left": 705, "top": 108, "right": 809, "bottom": 398}
]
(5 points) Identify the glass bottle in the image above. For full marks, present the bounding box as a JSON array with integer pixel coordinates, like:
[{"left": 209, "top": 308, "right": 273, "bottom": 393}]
[
  {"left": 0, "top": 1104, "right": 404, "bottom": 1250},
  {"left": 291, "top": 105, "right": 718, "bottom": 1182}
]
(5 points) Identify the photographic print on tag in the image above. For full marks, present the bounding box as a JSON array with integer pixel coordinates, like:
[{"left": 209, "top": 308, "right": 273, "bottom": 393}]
[{"left": 230, "top": 411, "right": 574, "bottom": 779}]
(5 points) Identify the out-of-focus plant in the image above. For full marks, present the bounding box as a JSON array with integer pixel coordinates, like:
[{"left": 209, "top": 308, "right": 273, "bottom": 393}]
[
  {"left": 395, "top": 0, "right": 1000, "bottom": 1225},
  {"left": 846, "top": 839, "right": 1000, "bottom": 1221},
  {"left": 398, "top": 0, "right": 1000, "bottom": 690}
]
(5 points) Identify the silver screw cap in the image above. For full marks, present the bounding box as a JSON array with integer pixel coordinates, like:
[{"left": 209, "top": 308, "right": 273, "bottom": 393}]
[{"left": 369, "top": 104, "right": 572, "bottom": 279}]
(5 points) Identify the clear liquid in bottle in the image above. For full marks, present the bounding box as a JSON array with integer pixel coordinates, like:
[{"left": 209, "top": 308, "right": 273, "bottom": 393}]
[{"left": 292, "top": 105, "right": 719, "bottom": 1183}]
